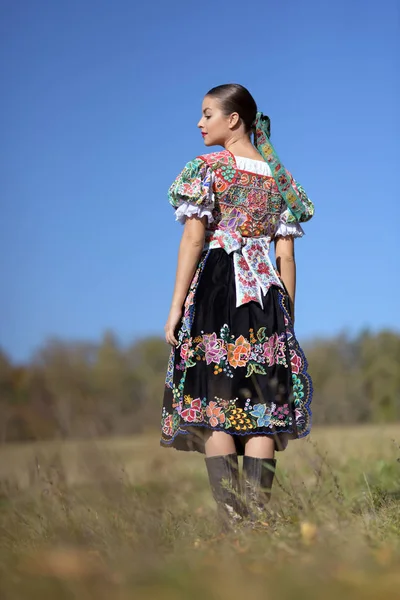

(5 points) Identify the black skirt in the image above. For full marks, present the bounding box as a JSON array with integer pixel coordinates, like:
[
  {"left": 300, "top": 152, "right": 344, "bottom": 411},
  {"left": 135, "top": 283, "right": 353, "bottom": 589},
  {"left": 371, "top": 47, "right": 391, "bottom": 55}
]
[{"left": 160, "top": 248, "right": 313, "bottom": 454}]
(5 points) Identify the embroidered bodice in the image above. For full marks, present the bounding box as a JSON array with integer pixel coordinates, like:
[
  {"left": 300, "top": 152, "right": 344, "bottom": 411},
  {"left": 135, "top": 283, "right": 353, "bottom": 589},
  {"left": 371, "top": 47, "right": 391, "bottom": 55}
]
[{"left": 169, "top": 150, "right": 314, "bottom": 307}]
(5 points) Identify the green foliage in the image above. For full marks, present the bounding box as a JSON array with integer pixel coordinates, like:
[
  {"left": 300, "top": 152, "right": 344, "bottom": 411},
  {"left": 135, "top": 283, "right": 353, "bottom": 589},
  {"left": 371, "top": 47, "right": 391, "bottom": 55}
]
[
  {"left": 0, "top": 330, "right": 399, "bottom": 442},
  {"left": 305, "top": 330, "right": 400, "bottom": 426}
]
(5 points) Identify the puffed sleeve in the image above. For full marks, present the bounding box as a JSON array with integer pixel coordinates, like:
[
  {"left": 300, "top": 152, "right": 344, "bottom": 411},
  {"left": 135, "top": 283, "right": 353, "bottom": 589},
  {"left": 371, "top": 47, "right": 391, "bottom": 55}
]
[
  {"left": 285, "top": 175, "right": 314, "bottom": 224},
  {"left": 168, "top": 158, "right": 214, "bottom": 224},
  {"left": 275, "top": 175, "right": 314, "bottom": 238}
]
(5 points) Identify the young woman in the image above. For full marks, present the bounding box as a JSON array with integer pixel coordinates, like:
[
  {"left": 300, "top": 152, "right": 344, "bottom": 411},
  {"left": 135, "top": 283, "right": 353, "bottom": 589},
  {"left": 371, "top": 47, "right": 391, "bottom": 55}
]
[{"left": 160, "top": 84, "right": 314, "bottom": 527}]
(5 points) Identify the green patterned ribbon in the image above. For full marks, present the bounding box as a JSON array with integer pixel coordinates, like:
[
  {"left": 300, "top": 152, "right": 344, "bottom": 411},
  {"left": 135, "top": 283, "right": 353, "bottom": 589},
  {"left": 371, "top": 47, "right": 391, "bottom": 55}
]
[{"left": 254, "top": 112, "right": 311, "bottom": 222}]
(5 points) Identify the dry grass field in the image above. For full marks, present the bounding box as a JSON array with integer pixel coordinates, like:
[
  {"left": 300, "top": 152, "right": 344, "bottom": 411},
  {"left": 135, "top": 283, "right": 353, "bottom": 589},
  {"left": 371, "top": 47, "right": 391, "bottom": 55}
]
[{"left": 1, "top": 424, "right": 400, "bottom": 599}]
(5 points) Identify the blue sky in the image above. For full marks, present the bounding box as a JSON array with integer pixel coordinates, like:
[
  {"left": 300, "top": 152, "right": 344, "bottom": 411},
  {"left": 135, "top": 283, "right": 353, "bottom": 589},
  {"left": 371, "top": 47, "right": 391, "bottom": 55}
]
[{"left": 1, "top": 0, "right": 399, "bottom": 362}]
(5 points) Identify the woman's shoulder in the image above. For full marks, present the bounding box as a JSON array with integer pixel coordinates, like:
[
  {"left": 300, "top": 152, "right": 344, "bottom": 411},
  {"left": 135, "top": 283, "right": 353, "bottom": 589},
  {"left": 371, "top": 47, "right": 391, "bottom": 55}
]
[
  {"left": 173, "top": 150, "right": 233, "bottom": 182},
  {"left": 197, "top": 149, "right": 233, "bottom": 169},
  {"left": 168, "top": 156, "right": 214, "bottom": 207}
]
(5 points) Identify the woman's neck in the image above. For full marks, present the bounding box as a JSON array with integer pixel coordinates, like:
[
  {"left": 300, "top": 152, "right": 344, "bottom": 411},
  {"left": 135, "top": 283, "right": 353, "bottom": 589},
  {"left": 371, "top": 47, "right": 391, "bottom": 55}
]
[{"left": 224, "top": 135, "right": 263, "bottom": 160}]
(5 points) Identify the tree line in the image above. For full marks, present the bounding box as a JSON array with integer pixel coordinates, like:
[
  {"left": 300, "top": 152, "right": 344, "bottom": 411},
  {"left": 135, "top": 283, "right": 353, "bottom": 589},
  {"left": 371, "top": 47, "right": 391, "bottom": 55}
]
[{"left": 0, "top": 329, "right": 399, "bottom": 443}]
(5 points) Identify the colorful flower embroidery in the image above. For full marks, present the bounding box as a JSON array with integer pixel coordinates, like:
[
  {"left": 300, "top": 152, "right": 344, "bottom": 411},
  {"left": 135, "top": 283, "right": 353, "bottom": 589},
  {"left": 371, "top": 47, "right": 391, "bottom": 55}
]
[
  {"left": 161, "top": 152, "right": 313, "bottom": 448},
  {"left": 165, "top": 348, "right": 174, "bottom": 389},
  {"left": 257, "top": 262, "right": 270, "bottom": 275},
  {"left": 180, "top": 340, "right": 193, "bottom": 362},
  {"left": 168, "top": 158, "right": 213, "bottom": 208},
  {"left": 263, "top": 333, "right": 278, "bottom": 366},
  {"left": 162, "top": 302, "right": 312, "bottom": 444},
  {"left": 207, "top": 233, "right": 283, "bottom": 308},
  {"left": 219, "top": 207, "right": 247, "bottom": 231},
  {"left": 181, "top": 397, "right": 203, "bottom": 423},
  {"left": 206, "top": 401, "right": 226, "bottom": 427},
  {"left": 227, "top": 335, "right": 251, "bottom": 368},
  {"left": 250, "top": 403, "right": 272, "bottom": 427},
  {"left": 290, "top": 349, "right": 302, "bottom": 374},
  {"left": 180, "top": 250, "right": 210, "bottom": 338},
  {"left": 198, "top": 333, "right": 227, "bottom": 366},
  {"left": 162, "top": 414, "right": 173, "bottom": 437},
  {"left": 276, "top": 334, "right": 288, "bottom": 367},
  {"left": 238, "top": 256, "right": 250, "bottom": 271},
  {"left": 161, "top": 395, "right": 296, "bottom": 442},
  {"left": 181, "top": 326, "right": 291, "bottom": 380}
]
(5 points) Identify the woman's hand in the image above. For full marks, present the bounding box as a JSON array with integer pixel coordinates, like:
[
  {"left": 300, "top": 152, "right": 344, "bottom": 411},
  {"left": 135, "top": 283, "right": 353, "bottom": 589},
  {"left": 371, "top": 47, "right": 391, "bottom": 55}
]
[{"left": 164, "top": 305, "right": 183, "bottom": 346}]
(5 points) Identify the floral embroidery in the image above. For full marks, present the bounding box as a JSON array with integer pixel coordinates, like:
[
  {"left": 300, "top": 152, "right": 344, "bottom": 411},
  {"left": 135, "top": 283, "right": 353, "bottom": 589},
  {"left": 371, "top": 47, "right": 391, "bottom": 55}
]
[
  {"left": 198, "top": 333, "right": 227, "bottom": 365},
  {"left": 165, "top": 347, "right": 174, "bottom": 389},
  {"left": 173, "top": 400, "right": 182, "bottom": 415},
  {"left": 250, "top": 403, "right": 272, "bottom": 427},
  {"left": 162, "top": 414, "right": 173, "bottom": 437},
  {"left": 161, "top": 395, "right": 295, "bottom": 441},
  {"left": 276, "top": 334, "right": 288, "bottom": 367},
  {"left": 238, "top": 256, "right": 250, "bottom": 271},
  {"left": 161, "top": 151, "right": 313, "bottom": 448},
  {"left": 207, "top": 230, "right": 283, "bottom": 308},
  {"left": 183, "top": 325, "right": 290, "bottom": 379},
  {"left": 180, "top": 250, "right": 210, "bottom": 338},
  {"left": 263, "top": 333, "right": 278, "bottom": 366},
  {"left": 218, "top": 207, "right": 247, "bottom": 231},
  {"left": 168, "top": 158, "right": 213, "bottom": 208},
  {"left": 278, "top": 289, "right": 312, "bottom": 437},
  {"left": 290, "top": 349, "right": 302, "bottom": 374},
  {"left": 169, "top": 149, "right": 313, "bottom": 250},
  {"left": 169, "top": 151, "right": 313, "bottom": 310},
  {"left": 161, "top": 297, "right": 312, "bottom": 445},
  {"left": 254, "top": 116, "right": 314, "bottom": 223},
  {"left": 227, "top": 335, "right": 251, "bottom": 368},
  {"left": 206, "top": 401, "right": 226, "bottom": 427},
  {"left": 180, "top": 339, "right": 193, "bottom": 363},
  {"left": 181, "top": 397, "right": 203, "bottom": 423}
]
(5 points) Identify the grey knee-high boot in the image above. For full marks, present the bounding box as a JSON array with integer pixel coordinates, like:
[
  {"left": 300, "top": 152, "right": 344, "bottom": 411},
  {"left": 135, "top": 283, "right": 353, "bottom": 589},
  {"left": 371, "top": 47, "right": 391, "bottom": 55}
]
[
  {"left": 243, "top": 456, "right": 277, "bottom": 521},
  {"left": 205, "top": 453, "right": 244, "bottom": 529}
]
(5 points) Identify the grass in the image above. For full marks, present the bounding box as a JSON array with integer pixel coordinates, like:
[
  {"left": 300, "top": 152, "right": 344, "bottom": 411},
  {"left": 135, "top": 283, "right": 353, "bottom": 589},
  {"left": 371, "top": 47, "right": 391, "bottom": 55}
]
[{"left": 0, "top": 424, "right": 400, "bottom": 599}]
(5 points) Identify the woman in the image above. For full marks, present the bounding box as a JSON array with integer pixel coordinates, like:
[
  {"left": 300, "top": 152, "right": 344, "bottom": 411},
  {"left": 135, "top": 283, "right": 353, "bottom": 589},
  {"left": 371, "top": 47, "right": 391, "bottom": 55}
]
[{"left": 160, "top": 84, "right": 314, "bottom": 527}]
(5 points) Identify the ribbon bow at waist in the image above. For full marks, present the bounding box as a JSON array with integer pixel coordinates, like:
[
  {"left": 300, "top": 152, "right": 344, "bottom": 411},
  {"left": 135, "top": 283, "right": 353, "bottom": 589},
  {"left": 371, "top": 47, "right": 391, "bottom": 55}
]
[{"left": 204, "top": 230, "right": 283, "bottom": 307}]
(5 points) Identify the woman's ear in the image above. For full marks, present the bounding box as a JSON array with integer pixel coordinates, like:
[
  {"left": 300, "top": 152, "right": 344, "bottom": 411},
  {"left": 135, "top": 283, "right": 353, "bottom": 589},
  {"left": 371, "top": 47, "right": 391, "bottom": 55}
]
[{"left": 229, "top": 112, "right": 240, "bottom": 129}]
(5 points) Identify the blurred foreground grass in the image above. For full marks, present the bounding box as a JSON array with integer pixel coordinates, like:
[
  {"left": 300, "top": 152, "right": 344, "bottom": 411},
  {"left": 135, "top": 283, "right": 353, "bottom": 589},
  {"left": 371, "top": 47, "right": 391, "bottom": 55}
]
[{"left": 1, "top": 425, "right": 400, "bottom": 599}]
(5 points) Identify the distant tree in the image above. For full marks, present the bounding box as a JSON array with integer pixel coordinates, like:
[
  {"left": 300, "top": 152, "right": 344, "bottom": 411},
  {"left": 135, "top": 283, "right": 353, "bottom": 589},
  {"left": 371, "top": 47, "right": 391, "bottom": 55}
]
[
  {"left": 127, "top": 336, "right": 170, "bottom": 429},
  {"left": 32, "top": 338, "right": 97, "bottom": 438},
  {"left": 1, "top": 330, "right": 399, "bottom": 443},
  {"left": 359, "top": 330, "right": 400, "bottom": 422},
  {"left": 0, "top": 349, "right": 14, "bottom": 442}
]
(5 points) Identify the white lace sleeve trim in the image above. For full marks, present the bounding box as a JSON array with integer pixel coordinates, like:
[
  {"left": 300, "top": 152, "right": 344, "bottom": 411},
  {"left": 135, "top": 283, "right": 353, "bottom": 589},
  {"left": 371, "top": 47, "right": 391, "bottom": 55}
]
[
  {"left": 174, "top": 169, "right": 214, "bottom": 224},
  {"left": 275, "top": 221, "right": 304, "bottom": 238},
  {"left": 175, "top": 202, "right": 214, "bottom": 224}
]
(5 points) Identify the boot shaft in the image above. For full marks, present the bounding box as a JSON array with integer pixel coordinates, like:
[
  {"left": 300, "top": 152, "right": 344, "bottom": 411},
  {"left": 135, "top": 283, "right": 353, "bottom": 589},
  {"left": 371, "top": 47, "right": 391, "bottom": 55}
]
[
  {"left": 242, "top": 456, "right": 277, "bottom": 520},
  {"left": 243, "top": 456, "right": 276, "bottom": 496},
  {"left": 205, "top": 453, "right": 243, "bottom": 527}
]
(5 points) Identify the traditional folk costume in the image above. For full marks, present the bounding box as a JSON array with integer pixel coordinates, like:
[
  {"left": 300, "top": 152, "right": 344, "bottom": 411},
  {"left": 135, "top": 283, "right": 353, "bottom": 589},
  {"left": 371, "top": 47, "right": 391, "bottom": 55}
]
[{"left": 160, "top": 113, "right": 314, "bottom": 524}]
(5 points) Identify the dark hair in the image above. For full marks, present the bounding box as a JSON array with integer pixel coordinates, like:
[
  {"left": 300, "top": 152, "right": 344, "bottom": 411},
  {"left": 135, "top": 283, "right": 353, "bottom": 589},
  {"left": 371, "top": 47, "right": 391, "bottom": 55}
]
[{"left": 206, "top": 83, "right": 257, "bottom": 132}]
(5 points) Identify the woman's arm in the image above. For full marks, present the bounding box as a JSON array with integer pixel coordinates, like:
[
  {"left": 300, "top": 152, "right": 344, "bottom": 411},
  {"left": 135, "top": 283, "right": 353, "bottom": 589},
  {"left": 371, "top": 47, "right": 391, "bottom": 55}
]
[
  {"left": 164, "top": 216, "right": 207, "bottom": 345},
  {"left": 274, "top": 236, "right": 296, "bottom": 323}
]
